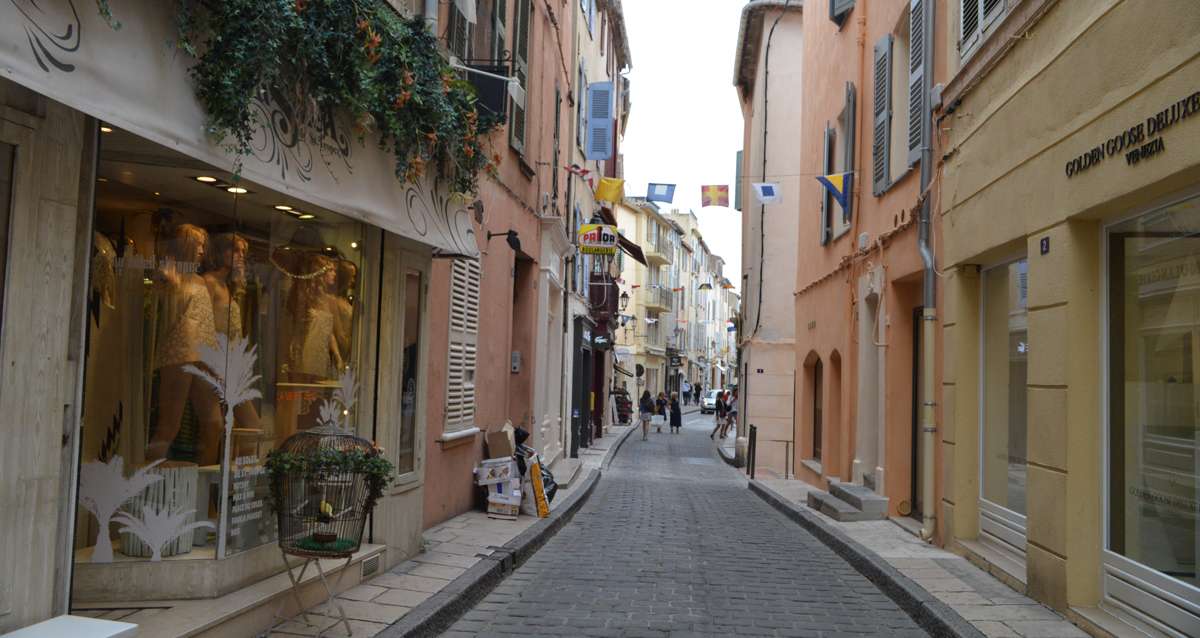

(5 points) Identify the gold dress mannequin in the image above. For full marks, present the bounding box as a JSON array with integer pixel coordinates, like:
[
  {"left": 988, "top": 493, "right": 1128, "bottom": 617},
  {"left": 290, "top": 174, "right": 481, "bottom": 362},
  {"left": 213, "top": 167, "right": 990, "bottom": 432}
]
[
  {"left": 277, "top": 252, "right": 344, "bottom": 438},
  {"left": 202, "top": 233, "right": 262, "bottom": 459},
  {"left": 330, "top": 259, "right": 358, "bottom": 363},
  {"left": 147, "top": 223, "right": 223, "bottom": 464}
]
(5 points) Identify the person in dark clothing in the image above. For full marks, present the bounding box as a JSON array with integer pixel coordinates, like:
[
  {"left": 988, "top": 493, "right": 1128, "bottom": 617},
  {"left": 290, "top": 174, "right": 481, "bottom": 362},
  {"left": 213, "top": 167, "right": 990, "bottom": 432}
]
[
  {"left": 669, "top": 392, "right": 682, "bottom": 434},
  {"left": 710, "top": 392, "right": 726, "bottom": 439},
  {"left": 655, "top": 392, "right": 668, "bottom": 433},
  {"left": 638, "top": 390, "right": 654, "bottom": 441}
]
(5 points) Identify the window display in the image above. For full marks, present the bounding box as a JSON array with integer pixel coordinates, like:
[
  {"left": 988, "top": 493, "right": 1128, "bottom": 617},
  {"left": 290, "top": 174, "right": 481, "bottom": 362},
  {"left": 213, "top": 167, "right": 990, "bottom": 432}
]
[
  {"left": 981, "top": 259, "right": 1029, "bottom": 515},
  {"left": 75, "top": 128, "right": 370, "bottom": 563},
  {"left": 1109, "top": 198, "right": 1200, "bottom": 588}
]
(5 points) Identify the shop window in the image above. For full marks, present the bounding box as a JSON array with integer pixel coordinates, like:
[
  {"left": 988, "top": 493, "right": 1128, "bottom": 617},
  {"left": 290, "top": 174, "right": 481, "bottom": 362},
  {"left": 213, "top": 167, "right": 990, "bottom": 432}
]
[
  {"left": 981, "top": 258, "right": 1028, "bottom": 516},
  {"left": 1109, "top": 199, "right": 1200, "bottom": 591},
  {"left": 75, "top": 128, "right": 371, "bottom": 565},
  {"left": 397, "top": 270, "right": 422, "bottom": 475}
]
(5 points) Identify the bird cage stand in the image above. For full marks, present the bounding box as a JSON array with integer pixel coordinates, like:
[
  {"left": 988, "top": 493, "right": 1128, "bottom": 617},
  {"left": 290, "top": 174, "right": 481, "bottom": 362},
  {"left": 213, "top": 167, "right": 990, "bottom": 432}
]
[{"left": 269, "top": 547, "right": 354, "bottom": 637}]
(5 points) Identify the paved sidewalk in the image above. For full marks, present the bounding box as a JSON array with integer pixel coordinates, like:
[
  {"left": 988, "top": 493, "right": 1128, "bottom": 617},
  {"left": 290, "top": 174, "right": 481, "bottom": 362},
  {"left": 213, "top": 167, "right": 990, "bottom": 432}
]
[
  {"left": 271, "top": 423, "right": 634, "bottom": 637},
  {"left": 758, "top": 479, "right": 1090, "bottom": 638}
]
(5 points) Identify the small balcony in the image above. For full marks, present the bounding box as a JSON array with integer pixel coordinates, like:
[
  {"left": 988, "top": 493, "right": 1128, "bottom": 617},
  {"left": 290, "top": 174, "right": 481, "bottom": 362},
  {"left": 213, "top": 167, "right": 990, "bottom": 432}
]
[
  {"left": 643, "top": 231, "right": 672, "bottom": 265},
  {"left": 641, "top": 286, "right": 673, "bottom": 312}
]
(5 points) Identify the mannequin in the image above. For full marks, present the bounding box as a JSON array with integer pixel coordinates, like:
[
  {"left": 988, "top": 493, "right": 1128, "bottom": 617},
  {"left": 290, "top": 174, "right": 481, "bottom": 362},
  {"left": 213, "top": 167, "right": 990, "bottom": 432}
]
[
  {"left": 331, "top": 259, "right": 358, "bottom": 362},
  {"left": 202, "top": 232, "right": 262, "bottom": 457},
  {"left": 286, "top": 252, "right": 343, "bottom": 379},
  {"left": 147, "top": 223, "right": 223, "bottom": 464}
]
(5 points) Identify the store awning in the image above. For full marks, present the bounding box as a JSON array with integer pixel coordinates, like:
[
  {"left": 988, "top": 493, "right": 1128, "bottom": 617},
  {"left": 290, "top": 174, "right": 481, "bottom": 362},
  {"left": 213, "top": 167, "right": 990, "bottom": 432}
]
[
  {"left": 614, "top": 363, "right": 635, "bottom": 377},
  {"left": 0, "top": 4, "right": 479, "bottom": 257}
]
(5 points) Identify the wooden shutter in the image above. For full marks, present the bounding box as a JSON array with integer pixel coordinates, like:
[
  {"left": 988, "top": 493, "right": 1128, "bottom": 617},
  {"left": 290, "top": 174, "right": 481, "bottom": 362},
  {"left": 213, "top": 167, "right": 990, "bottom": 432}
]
[
  {"left": 961, "top": 0, "right": 981, "bottom": 55},
  {"left": 841, "top": 81, "right": 856, "bottom": 223},
  {"left": 508, "top": 0, "right": 530, "bottom": 152},
  {"left": 872, "top": 34, "right": 893, "bottom": 195},
  {"left": 491, "top": 0, "right": 507, "bottom": 61},
  {"left": 585, "top": 81, "right": 613, "bottom": 160},
  {"left": 576, "top": 61, "right": 586, "bottom": 149},
  {"left": 982, "top": 0, "right": 1005, "bottom": 32},
  {"left": 820, "top": 125, "right": 834, "bottom": 246},
  {"left": 446, "top": 258, "right": 480, "bottom": 431},
  {"left": 830, "top": 0, "right": 855, "bottom": 27},
  {"left": 907, "top": 0, "right": 927, "bottom": 166}
]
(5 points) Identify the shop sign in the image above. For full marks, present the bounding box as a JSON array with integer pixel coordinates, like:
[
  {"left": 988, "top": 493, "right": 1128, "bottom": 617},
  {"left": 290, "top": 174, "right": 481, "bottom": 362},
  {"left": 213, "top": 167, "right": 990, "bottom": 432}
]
[
  {"left": 577, "top": 224, "right": 618, "bottom": 256},
  {"left": 0, "top": 3, "right": 477, "bottom": 256},
  {"left": 670, "top": 355, "right": 682, "bottom": 368},
  {"left": 1065, "top": 90, "right": 1200, "bottom": 178}
]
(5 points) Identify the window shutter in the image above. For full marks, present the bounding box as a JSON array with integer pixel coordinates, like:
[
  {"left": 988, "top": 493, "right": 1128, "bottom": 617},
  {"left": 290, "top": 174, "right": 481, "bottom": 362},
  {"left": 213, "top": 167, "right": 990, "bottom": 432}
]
[
  {"left": 585, "top": 81, "right": 613, "bottom": 160},
  {"left": 491, "top": 0, "right": 507, "bottom": 61},
  {"left": 982, "top": 0, "right": 1005, "bottom": 31},
  {"left": 829, "top": 0, "right": 855, "bottom": 27},
  {"left": 961, "top": 0, "right": 980, "bottom": 54},
  {"left": 907, "top": 0, "right": 927, "bottom": 167},
  {"left": 508, "top": 0, "right": 531, "bottom": 152},
  {"left": 872, "top": 34, "right": 893, "bottom": 196},
  {"left": 446, "top": 258, "right": 480, "bottom": 432},
  {"left": 820, "top": 125, "right": 834, "bottom": 246},
  {"left": 576, "top": 61, "right": 586, "bottom": 149},
  {"left": 841, "top": 81, "right": 856, "bottom": 223}
]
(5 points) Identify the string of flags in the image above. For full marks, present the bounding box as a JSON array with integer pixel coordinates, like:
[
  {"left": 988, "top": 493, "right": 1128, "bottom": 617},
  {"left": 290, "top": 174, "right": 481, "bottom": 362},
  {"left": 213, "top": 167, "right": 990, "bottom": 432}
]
[
  {"left": 647, "top": 183, "right": 675, "bottom": 203},
  {"left": 700, "top": 184, "right": 729, "bottom": 208}
]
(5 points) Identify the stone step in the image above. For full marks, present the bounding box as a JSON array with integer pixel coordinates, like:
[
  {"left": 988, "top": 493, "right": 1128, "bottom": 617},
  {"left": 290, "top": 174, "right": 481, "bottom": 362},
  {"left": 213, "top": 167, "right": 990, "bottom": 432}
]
[
  {"left": 828, "top": 481, "right": 889, "bottom": 516},
  {"left": 806, "top": 490, "right": 880, "bottom": 522},
  {"left": 550, "top": 458, "right": 582, "bottom": 486}
]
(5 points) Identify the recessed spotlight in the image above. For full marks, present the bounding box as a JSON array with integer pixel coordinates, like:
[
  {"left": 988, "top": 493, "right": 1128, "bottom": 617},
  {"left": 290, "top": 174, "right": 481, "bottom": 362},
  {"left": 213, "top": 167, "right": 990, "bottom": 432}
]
[
  {"left": 227, "top": 186, "right": 248, "bottom": 194},
  {"left": 154, "top": 191, "right": 160, "bottom": 196},
  {"left": 97, "top": 177, "right": 108, "bottom": 182},
  {"left": 274, "top": 204, "right": 293, "bottom": 211},
  {"left": 194, "top": 176, "right": 218, "bottom": 183},
  {"left": 99, "top": 126, "right": 113, "bottom": 134},
  {"left": 298, "top": 214, "right": 316, "bottom": 220},
  {"left": 324, "top": 246, "right": 335, "bottom": 252},
  {"left": 350, "top": 241, "right": 359, "bottom": 249}
]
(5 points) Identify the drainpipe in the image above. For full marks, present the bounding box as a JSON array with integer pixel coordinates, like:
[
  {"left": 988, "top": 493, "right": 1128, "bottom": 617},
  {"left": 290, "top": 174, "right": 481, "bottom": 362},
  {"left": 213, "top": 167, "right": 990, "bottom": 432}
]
[{"left": 917, "top": 0, "right": 937, "bottom": 543}]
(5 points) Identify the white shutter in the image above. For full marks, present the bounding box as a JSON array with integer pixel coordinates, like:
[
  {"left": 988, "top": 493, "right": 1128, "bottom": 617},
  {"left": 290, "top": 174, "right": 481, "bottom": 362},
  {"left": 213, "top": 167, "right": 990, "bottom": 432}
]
[
  {"left": 982, "top": 0, "right": 1005, "bottom": 32},
  {"left": 509, "top": 0, "right": 531, "bottom": 152},
  {"left": 446, "top": 258, "right": 480, "bottom": 431}
]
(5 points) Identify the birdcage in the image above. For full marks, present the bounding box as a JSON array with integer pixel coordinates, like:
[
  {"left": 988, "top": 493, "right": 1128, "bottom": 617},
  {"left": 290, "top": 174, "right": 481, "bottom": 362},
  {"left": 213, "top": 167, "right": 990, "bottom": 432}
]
[{"left": 270, "top": 430, "right": 378, "bottom": 559}]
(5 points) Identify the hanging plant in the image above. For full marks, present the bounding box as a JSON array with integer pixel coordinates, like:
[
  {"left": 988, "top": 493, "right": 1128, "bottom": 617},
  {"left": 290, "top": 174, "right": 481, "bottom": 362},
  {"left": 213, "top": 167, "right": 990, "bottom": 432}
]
[{"left": 174, "top": 0, "right": 500, "bottom": 193}]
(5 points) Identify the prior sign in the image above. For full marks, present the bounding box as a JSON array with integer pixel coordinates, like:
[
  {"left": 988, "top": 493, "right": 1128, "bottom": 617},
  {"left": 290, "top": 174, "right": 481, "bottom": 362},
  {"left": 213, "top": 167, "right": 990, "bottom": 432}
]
[{"left": 578, "top": 224, "right": 619, "bottom": 256}]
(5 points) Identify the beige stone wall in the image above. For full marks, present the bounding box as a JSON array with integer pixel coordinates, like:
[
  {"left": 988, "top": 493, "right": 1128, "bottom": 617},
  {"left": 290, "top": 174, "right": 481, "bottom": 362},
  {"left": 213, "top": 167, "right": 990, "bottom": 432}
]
[{"left": 938, "top": 0, "right": 1200, "bottom": 614}]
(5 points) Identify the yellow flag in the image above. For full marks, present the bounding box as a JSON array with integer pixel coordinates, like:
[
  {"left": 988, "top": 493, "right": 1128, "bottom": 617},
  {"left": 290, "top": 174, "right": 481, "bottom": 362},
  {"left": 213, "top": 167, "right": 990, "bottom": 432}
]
[{"left": 595, "top": 177, "right": 625, "bottom": 203}]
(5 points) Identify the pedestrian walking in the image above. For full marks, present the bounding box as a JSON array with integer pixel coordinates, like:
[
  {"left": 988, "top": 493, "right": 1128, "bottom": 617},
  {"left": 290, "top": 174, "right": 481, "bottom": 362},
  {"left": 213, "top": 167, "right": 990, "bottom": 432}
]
[
  {"left": 638, "top": 390, "right": 654, "bottom": 441},
  {"left": 655, "top": 392, "right": 668, "bottom": 433},
  {"left": 695, "top": 383, "right": 704, "bottom": 405},
  {"left": 669, "top": 392, "right": 682, "bottom": 434},
  {"left": 681, "top": 380, "right": 691, "bottom": 405},
  {"left": 720, "top": 389, "right": 738, "bottom": 439},
  {"left": 710, "top": 391, "right": 726, "bottom": 439}
]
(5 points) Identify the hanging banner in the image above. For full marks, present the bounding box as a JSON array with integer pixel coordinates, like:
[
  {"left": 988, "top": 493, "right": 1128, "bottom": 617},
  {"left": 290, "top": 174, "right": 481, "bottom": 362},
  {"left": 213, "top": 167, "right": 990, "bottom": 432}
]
[{"left": 577, "top": 224, "right": 619, "bottom": 256}]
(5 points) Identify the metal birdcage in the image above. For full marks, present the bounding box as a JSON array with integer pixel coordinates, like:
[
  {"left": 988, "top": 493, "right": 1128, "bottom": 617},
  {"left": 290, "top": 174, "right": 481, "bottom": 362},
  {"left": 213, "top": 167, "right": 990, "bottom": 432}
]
[{"left": 273, "top": 430, "right": 374, "bottom": 560}]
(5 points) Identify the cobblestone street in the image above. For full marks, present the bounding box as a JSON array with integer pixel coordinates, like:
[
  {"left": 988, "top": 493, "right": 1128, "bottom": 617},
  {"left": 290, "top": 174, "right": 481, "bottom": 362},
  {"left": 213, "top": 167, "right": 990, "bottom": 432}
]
[{"left": 444, "top": 412, "right": 931, "bottom": 637}]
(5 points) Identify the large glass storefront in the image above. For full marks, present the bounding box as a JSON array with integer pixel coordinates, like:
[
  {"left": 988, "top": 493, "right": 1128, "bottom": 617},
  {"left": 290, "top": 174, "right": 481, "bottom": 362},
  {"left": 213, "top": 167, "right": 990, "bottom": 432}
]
[
  {"left": 74, "top": 126, "right": 373, "bottom": 568},
  {"left": 1108, "top": 196, "right": 1200, "bottom": 595},
  {"left": 980, "top": 258, "right": 1029, "bottom": 558}
]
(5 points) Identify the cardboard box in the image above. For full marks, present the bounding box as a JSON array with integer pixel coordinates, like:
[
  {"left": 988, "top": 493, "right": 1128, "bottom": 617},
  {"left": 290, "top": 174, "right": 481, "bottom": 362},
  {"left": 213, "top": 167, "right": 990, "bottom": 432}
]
[
  {"left": 477, "top": 458, "right": 518, "bottom": 485},
  {"left": 486, "top": 501, "right": 519, "bottom": 520},
  {"left": 485, "top": 425, "right": 514, "bottom": 459},
  {"left": 486, "top": 479, "right": 522, "bottom": 506}
]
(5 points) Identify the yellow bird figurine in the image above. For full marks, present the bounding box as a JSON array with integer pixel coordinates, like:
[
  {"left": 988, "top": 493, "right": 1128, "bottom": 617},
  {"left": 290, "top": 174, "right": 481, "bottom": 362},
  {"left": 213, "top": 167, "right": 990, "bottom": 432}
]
[{"left": 320, "top": 500, "right": 333, "bottom": 517}]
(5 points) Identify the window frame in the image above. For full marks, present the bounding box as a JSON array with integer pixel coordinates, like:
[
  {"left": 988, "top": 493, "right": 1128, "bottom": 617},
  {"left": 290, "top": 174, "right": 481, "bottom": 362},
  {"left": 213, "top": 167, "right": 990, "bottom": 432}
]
[{"left": 959, "top": 0, "right": 1008, "bottom": 64}]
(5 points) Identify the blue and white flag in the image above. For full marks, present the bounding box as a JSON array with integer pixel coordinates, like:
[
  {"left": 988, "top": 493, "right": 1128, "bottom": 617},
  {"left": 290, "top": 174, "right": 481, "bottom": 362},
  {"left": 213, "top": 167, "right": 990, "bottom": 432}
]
[
  {"left": 752, "top": 182, "right": 781, "bottom": 204},
  {"left": 646, "top": 183, "right": 676, "bottom": 203}
]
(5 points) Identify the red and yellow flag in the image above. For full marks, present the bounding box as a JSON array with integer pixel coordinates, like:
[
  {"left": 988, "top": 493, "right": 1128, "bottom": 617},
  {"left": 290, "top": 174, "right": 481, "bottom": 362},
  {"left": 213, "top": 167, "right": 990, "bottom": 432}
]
[{"left": 701, "top": 184, "right": 729, "bottom": 208}]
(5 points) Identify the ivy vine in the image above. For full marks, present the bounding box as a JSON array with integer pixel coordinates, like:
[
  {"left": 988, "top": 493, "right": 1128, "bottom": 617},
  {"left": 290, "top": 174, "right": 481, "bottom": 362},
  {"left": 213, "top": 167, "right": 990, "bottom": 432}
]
[
  {"left": 265, "top": 447, "right": 395, "bottom": 515},
  {"left": 173, "top": 0, "right": 500, "bottom": 193}
]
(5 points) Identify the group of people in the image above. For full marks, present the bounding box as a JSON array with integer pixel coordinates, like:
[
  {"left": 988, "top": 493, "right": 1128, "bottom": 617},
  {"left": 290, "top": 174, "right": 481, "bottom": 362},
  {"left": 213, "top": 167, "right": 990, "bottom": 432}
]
[
  {"left": 635, "top": 386, "right": 739, "bottom": 442},
  {"left": 679, "top": 380, "right": 705, "bottom": 405},
  {"left": 637, "top": 390, "right": 682, "bottom": 440}
]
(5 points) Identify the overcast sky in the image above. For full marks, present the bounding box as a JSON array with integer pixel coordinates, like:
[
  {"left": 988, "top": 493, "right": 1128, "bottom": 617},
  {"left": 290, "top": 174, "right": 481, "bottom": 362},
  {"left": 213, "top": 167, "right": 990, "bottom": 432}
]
[{"left": 621, "top": 0, "right": 744, "bottom": 291}]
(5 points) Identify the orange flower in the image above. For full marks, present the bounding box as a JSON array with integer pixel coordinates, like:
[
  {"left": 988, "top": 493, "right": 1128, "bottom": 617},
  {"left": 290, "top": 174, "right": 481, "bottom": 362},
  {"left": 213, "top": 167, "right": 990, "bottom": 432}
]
[
  {"left": 492, "top": 153, "right": 502, "bottom": 166},
  {"left": 295, "top": 0, "right": 307, "bottom": 11},
  {"left": 393, "top": 90, "right": 411, "bottom": 109},
  {"left": 357, "top": 18, "right": 370, "bottom": 33},
  {"left": 425, "top": 131, "right": 438, "bottom": 143},
  {"left": 463, "top": 145, "right": 475, "bottom": 158},
  {"left": 403, "top": 70, "right": 415, "bottom": 86}
]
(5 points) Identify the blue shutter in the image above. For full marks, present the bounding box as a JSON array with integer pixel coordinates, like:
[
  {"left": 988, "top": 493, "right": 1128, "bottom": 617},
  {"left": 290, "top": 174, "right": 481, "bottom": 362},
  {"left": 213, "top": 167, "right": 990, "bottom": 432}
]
[
  {"left": 585, "top": 81, "right": 613, "bottom": 160},
  {"left": 820, "top": 125, "right": 834, "bottom": 246}
]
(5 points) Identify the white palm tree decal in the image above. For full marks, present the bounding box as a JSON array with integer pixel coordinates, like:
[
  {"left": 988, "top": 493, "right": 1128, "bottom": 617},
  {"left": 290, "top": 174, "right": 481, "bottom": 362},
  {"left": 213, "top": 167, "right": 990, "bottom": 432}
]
[
  {"left": 78, "top": 456, "right": 164, "bottom": 563},
  {"left": 114, "top": 506, "right": 215, "bottom": 561},
  {"left": 316, "top": 368, "right": 358, "bottom": 432},
  {"left": 184, "top": 334, "right": 263, "bottom": 438}
]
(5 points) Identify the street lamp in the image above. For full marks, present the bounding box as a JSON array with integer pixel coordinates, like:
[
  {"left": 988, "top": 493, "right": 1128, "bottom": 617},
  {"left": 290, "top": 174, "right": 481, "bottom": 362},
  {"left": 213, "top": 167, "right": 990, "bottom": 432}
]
[
  {"left": 619, "top": 290, "right": 630, "bottom": 311},
  {"left": 698, "top": 282, "right": 713, "bottom": 290}
]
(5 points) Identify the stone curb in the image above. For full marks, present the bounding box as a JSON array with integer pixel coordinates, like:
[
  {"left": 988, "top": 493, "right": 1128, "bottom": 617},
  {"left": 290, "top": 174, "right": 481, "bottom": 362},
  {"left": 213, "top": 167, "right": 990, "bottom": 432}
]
[
  {"left": 380, "top": 425, "right": 635, "bottom": 638},
  {"left": 747, "top": 480, "right": 986, "bottom": 638},
  {"left": 716, "top": 442, "right": 741, "bottom": 468}
]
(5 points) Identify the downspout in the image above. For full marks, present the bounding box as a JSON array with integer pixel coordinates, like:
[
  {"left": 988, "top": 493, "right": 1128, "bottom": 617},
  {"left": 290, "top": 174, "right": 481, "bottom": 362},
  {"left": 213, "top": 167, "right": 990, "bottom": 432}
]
[{"left": 917, "top": 0, "right": 936, "bottom": 542}]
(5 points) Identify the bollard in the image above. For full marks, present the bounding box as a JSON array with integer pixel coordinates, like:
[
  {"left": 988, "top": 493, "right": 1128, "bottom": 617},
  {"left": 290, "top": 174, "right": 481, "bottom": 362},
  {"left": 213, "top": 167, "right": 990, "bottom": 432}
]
[{"left": 748, "top": 424, "right": 758, "bottom": 479}]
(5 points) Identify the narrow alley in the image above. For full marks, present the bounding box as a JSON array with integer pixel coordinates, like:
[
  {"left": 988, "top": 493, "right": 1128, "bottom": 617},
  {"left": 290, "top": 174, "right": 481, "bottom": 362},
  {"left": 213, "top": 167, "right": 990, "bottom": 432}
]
[{"left": 443, "top": 412, "right": 928, "bottom": 637}]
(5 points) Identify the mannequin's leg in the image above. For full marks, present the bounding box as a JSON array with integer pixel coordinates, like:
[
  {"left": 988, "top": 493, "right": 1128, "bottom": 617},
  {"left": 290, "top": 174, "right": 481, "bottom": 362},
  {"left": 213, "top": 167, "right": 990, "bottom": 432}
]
[
  {"left": 149, "top": 365, "right": 193, "bottom": 460},
  {"left": 192, "top": 381, "right": 224, "bottom": 467}
]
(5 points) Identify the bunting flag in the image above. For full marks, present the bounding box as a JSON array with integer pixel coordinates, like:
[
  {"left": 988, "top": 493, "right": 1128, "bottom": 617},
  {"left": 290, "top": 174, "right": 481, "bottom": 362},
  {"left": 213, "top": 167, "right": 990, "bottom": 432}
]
[
  {"left": 816, "top": 172, "right": 853, "bottom": 211},
  {"left": 565, "top": 163, "right": 594, "bottom": 189},
  {"left": 752, "top": 182, "right": 781, "bottom": 204},
  {"left": 700, "top": 184, "right": 729, "bottom": 207},
  {"left": 646, "top": 183, "right": 676, "bottom": 203},
  {"left": 595, "top": 177, "right": 625, "bottom": 203}
]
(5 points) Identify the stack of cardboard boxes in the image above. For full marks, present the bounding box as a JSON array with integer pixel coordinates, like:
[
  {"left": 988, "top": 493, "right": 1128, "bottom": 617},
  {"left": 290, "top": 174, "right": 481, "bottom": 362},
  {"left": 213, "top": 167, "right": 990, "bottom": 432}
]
[{"left": 479, "top": 428, "right": 521, "bottom": 520}]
